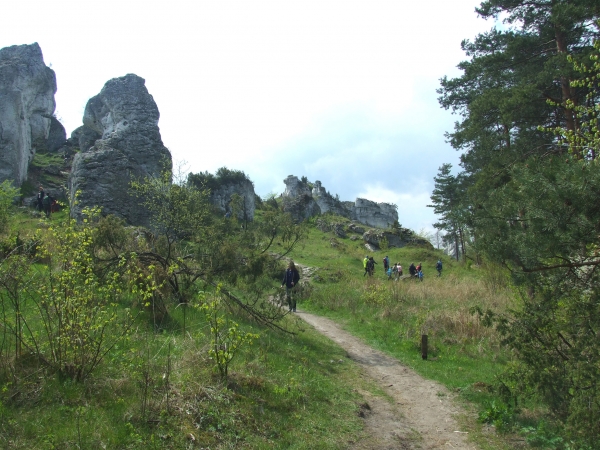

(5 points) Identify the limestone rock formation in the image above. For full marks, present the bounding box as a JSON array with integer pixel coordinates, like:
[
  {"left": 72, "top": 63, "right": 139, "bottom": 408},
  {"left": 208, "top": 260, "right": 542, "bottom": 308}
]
[
  {"left": 281, "top": 175, "right": 399, "bottom": 229},
  {"left": 70, "top": 125, "right": 101, "bottom": 153},
  {"left": 46, "top": 116, "right": 66, "bottom": 152},
  {"left": 282, "top": 175, "right": 321, "bottom": 222},
  {"left": 311, "top": 180, "right": 348, "bottom": 216},
  {"left": 69, "top": 74, "right": 171, "bottom": 225},
  {"left": 362, "top": 229, "right": 432, "bottom": 250},
  {"left": 352, "top": 198, "right": 397, "bottom": 229},
  {"left": 209, "top": 179, "right": 256, "bottom": 221},
  {"left": 0, "top": 43, "right": 57, "bottom": 185}
]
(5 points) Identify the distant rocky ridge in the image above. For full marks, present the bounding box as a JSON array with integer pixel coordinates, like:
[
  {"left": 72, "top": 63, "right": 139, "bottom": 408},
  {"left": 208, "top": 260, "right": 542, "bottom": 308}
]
[
  {"left": 282, "top": 175, "right": 399, "bottom": 229},
  {"left": 0, "top": 43, "right": 58, "bottom": 186},
  {"left": 69, "top": 74, "right": 171, "bottom": 225}
]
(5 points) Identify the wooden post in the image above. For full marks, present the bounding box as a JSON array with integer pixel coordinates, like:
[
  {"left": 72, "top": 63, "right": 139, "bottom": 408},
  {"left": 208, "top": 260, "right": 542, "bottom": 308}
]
[{"left": 421, "top": 334, "right": 428, "bottom": 360}]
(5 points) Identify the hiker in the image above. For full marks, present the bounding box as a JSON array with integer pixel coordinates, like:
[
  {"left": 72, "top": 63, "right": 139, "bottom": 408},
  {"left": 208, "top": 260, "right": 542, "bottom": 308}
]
[
  {"left": 418, "top": 268, "right": 424, "bottom": 281},
  {"left": 387, "top": 264, "right": 394, "bottom": 280},
  {"left": 367, "top": 257, "right": 377, "bottom": 276},
  {"left": 281, "top": 260, "right": 300, "bottom": 312},
  {"left": 436, "top": 259, "right": 443, "bottom": 277},
  {"left": 363, "top": 255, "right": 369, "bottom": 276},
  {"left": 42, "top": 193, "right": 52, "bottom": 218},
  {"left": 36, "top": 186, "right": 44, "bottom": 212},
  {"left": 51, "top": 197, "right": 60, "bottom": 213},
  {"left": 416, "top": 262, "right": 422, "bottom": 273},
  {"left": 394, "top": 263, "right": 402, "bottom": 281},
  {"left": 409, "top": 263, "right": 417, "bottom": 277},
  {"left": 383, "top": 255, "right": 390, "bottom": 274}
]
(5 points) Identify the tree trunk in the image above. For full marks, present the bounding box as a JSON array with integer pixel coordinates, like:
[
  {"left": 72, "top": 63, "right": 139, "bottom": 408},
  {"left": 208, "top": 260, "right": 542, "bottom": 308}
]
[
  {"left": 555, "top": 27, "right": 577, "bottom": 135},
  {"left": 454, "top": 231, "right": 460, "bottom": 261},
  {"left": 459, "top": 228, "right": 467, "bottom": 263}
]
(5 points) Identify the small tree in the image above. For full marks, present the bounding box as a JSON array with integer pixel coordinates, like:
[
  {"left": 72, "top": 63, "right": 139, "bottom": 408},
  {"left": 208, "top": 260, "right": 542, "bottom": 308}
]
[
  {"left": 199, "top": 287, "right": 259, "bottom": 380},
  {"left": 0, "top": 181, "right": 19, "bottom": 235},
  {"left": 28, "top": 208, "right": 156, "bottom": 380}
]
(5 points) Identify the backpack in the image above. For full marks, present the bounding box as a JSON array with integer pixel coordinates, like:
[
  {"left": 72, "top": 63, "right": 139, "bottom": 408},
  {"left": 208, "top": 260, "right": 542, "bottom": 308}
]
[{"left": 293, "top": 269, "right": 300, "bottom": 285}]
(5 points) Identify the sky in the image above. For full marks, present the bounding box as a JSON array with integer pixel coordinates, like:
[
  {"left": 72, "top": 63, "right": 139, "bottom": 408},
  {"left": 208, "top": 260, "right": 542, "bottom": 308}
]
[{"left": 1, "top": 0, "right": 496, "bottom": 234}]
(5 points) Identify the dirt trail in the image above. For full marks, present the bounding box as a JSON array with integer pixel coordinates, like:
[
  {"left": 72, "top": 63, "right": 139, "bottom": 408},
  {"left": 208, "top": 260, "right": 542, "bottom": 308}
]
[{"left": 296, "top": 309, "right": 476, "bottom": 449}]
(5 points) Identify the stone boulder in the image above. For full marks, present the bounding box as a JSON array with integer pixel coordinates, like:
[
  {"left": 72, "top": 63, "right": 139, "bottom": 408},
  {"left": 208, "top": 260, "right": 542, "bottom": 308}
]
[
  {"left": 0, "top": 43, "right": 57, "bottom": 185},
  {"left": 347, "top": 222, "right": 365, "bottom": 234},
  {"left": 69, "top": 74, "right": 172, "bottom": 226}
]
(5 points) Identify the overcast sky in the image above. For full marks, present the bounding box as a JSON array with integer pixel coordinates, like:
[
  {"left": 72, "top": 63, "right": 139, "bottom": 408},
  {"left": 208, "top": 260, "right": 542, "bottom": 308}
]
[{"left": 1, "top": 0, "right": 495, "bottom": 233}]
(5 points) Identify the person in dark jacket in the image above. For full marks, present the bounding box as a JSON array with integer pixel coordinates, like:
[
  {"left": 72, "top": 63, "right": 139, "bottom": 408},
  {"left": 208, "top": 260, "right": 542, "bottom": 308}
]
[
  {"left": 409, "top": 263, "right": 417, "bottom": 277},
  {"left": 383, "top": 255, "right": 389, "bottom": 274},
  {"left": 367, "top": 257, "right": 377, "bottom": 276},
  {"left": 37, "top": 186, "right": 44, "bottom": 212},
  {"left": 281, "top": 260, "right": 300, "bottom": 312},
  {"left": 42, "top": 193, "right": 52, "bottom": 218}
]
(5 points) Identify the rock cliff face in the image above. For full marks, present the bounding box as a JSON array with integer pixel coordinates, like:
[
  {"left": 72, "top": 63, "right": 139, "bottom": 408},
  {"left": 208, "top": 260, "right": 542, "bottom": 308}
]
[
  {"left": 69, "top": 74, "right": 171, "bottom": 225},
  {"left": 70, "top": 125, "right": 101, "bottom": 153},
  {"left": 46, "top": 116, "right": 67, "bottom": 152},
  {"left": 352, "top": 198, "right": 397, "bottom": 229},
  {"left": 209, "top": 180, "right": 256, "bottom": 221},
  {"left": 311, "top": 180, "right": 348, "bottom": 216},
  {"left": 282, "top": 175, "right": 321, "bottom": 222},
  {"left": 282, "top": 175, "right": 398, "bottom": 228},
  {"left": 0, "top": 43, "right": 57, "bottom": 185}
]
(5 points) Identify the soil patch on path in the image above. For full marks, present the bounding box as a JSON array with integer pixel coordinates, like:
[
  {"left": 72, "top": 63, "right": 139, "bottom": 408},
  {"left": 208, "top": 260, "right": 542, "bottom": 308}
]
[{"left": 296, "top": 310, "right": 476, "bottom": 449}]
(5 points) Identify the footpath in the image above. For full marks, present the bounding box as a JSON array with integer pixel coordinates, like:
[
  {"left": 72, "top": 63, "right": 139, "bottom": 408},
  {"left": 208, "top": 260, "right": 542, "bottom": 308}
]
[
  {"left": 276, "top": 262, "right": 477, "bottom": 448},
  {"left": 291, "top": 298, "right": 476, "bottom": 449}
]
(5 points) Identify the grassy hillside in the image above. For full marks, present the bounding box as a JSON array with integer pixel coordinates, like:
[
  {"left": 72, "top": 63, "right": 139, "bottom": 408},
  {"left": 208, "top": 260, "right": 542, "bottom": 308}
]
[
  {"left": 287, "top": 215, "right": 573, "bottom": 449},
  {"left": 0, "top": 201, "right": 557, "bottom": 449}
]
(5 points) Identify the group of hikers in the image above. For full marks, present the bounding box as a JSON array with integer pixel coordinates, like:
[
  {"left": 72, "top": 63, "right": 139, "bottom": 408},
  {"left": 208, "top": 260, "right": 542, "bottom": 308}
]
[
  {"left": 36, "top": 186, "right": 59, "bottom": 218},
  {"left": 363, "top": 255, "right": 443, "bottom": 281}
]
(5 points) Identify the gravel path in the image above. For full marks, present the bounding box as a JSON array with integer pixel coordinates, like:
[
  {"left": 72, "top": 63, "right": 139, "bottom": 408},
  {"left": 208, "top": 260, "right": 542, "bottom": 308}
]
[{"left": 296, "top": 309, "right": 476, "bottom": 449}]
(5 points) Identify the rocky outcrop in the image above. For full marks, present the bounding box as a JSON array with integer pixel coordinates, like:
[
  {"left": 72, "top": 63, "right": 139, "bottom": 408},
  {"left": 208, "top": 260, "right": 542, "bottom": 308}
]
[
  {"left": 46, "top": 116, "right": 66, "bottom": 152},
  {"left": 352, "top": 198, "right": 397, "bottom": 229},
  {"left": 70, "top": 125, "right": 101, "bottom": 153},
  {"left": 281, "top": 175, "right": 399, "bottom": 229},
  {"left": 210, "top": 179, "right": 256, "bottom": 221},
  {"left": 69, "top": 74, "right": 171, "bottom": 225},
  {"left": 0, "top": 43, "right": 57, "bottom": 185},
  {"left": 283, "top": 175, "right": 312, "bottom": 198},
  {"left": 362, "top": 229, "right": 433, "bottom": 249},
  {"left": 282, "top": 175, "right": 321, "bottom": 222},
  {"left": 311, "top": 180, "right": 349, "bottom": 216}
]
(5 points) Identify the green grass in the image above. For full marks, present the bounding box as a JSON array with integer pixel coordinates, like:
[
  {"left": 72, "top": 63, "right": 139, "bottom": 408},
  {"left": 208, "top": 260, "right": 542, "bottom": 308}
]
[
  {"left": 284, "top": 215, "right": 552, "bottom": 448},
  {"left": 0, "top": 207, "right": 537, "bottom": 449},
  {"left": 0, "top": 217, "right": 381, "bottom": 449},
  {"left": 1, "top": 298, "right": 380, "bottom": 449}
]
